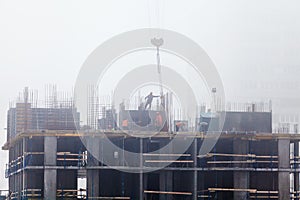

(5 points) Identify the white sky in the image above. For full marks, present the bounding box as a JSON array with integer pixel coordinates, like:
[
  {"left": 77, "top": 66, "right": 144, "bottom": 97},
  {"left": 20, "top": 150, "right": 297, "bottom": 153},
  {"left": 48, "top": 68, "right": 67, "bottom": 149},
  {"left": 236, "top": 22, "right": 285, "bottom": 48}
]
[{"left": 0, "top": 0, "right": 300, "bottom": 189}]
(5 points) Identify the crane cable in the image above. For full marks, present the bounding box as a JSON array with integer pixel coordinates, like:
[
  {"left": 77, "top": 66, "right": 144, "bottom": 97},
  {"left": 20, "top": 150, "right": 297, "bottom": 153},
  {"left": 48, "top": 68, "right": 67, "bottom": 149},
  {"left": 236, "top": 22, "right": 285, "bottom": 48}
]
[
  {"left": 156, "top": 42, "right": 163, "bottom": 96},
  {"left": 151, "top": 38, "right": 165, "bottom": 108},
  {"left": 148, "top": 0, "right": 166, "bottom": 109}
]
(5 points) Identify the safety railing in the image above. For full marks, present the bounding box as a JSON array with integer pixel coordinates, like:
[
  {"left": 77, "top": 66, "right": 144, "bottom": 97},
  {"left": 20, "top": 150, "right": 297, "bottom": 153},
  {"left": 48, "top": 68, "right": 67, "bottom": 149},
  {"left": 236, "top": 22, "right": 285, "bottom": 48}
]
[
  {"left": 57, "top": 189, "right": 86, "bottom": 199},
  {"left": 21, "top": 188, "right": 43, "bottom": 199},
  {"left": 200, "top": 153, "right": 279, "bottom": 169},
  {"left": 143, "top": 153, "right": 194, "bottom": 168},
  {"left": 57, "top": 152, "right": 86, "bottom": 167}
]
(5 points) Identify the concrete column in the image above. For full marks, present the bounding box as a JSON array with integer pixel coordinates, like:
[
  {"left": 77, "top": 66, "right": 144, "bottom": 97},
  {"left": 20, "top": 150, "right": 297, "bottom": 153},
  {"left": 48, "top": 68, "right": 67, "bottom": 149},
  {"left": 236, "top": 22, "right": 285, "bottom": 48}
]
[
  {"left": 159, "top": 139, "right": 173, "bottom": 200},
  {"left": 17, "top": 141, "right": 21, "bottom": 199},
  {"left": 159, "top": 171, "right": 173, "bottom": 200},
  {"left": 193, "top": 138, "right": 198, "bottom": 200},
  {"left": 295, "top": 142, "right": 299, "bottom": 199},
  {"left": 44, "top": 169, "right": 57, "bottom": 200},
  {"left": 22, "top": 138, "right": 26, "bottom": 192},
  {"left": 87, "top": 170, "right": 100, "bottom": 198},
  {"left": 87, "top": 137, "right": 100, "bottom": 198},
  {"left": 143, "top": 173, "right": 148, "bottom": 200},
  {"left": 278, "top": 139, "right": 290, "bottom": 200},
  {"left": 139, "top": 138, "right": 144, "bottom": 200},
  {"left": 44, "top": 136, "right": 57, "bottom": 200},
  {"left": 233, "top": 139, "right": 249, "bottom": 200}
]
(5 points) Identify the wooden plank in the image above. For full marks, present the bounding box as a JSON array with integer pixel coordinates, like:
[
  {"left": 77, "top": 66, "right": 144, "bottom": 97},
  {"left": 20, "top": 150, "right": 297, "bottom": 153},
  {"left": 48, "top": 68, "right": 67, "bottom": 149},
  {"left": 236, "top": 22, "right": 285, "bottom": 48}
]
[
  {"left": 207, "top": 160, "right": 256, "bottom": 164},
  {"left": 207, "top": 160, "right": 278, "bottom": 164},
  {"left": 144, "top": 190, "right": 192, "bottom": 195},
  {"left": 205, "top": 153, "right": 278, "bottom": 159},
  {"left": 143, "top": 153, "right": 191, "bottom": 157},
  {"left": 208, "top": 188, "right": 257, "bottom": 193},
  {"left": 256, "top": 155, "right": 278, "bottom": 159},
  {"left": 57, "top": 189, "right": 80, "bottom": 192},
  {"left": 252, "top": 191, "right": 278, "bottom": 194},
  {"left": 88, "top": 197, "right": 130, "bottom": 199},
  {"left": 57, "top": 158, "right": 84, "bottom": 161},
  {"left": 249, "top": 196, "right": 278, "bottom": 199},
  {"left": 23, "top": 189, "right": 42, "bottom": 191},
  {"left": 256, "top": 161, "right": 278, "bottom": 163},
  {"left": 57, "top": 152, "right": 71, "bottom": 154},
  {"left": 25, "top": 194, "right": 41, "bottom": 197},
  {"left": 206, "top": 153, "right": 255, "bottom": 158},
  {"left": 24, "top": 152, "right": 44, "bottom": 155},
  {"left": 145, "top": 160, "right": 194, "bottom": 163},
  {"left": 198, "top": 195, "right": 212, "bottom": 198}
]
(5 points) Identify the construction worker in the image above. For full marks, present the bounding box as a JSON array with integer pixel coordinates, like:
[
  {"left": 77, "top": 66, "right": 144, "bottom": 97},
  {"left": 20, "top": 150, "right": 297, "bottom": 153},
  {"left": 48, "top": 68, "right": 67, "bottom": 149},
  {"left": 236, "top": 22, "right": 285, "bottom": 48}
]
[
  {"left": 175, "top": 121, "right": 186, "bottom": 132},
  {"left": 155, "top": 112, "right": 163, "bottom": 131},
  {"left": 122, "top": 119, "right": 128, "bottom": 130},
  {"left": 144, "top": 92, "right": 159, "bottom": 110}
]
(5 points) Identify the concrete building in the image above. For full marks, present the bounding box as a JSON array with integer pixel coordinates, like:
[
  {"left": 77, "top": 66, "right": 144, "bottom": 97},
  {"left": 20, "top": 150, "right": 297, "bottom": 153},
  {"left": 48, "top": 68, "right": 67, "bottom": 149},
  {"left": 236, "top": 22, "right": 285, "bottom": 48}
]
[
  {"left": 3, "top": 130, "right": 300, "bottom": 199},
  {"left": 3, "top": 88, "right": 300, "bottom": 200}
]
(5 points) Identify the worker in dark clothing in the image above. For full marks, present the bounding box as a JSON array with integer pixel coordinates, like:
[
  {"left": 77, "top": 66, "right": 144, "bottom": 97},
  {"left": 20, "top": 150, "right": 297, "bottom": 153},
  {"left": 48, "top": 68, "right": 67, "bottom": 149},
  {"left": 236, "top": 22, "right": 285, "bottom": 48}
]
[{"left": 144, "top": 92, "right": 159, "bottom": 110}]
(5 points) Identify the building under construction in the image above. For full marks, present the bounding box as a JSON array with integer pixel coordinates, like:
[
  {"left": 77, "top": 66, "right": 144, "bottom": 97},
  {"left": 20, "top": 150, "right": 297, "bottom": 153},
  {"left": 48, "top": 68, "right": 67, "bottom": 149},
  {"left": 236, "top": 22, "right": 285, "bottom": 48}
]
[{"left": 3, "top": 87, "right": 300, "bottom": 200}]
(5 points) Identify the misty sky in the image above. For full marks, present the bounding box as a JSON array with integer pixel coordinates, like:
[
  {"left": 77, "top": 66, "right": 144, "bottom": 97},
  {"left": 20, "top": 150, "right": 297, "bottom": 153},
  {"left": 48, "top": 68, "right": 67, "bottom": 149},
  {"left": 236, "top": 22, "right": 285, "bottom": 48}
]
[{"left": 0, "top": 0, "right": 300, "bottom": 189}]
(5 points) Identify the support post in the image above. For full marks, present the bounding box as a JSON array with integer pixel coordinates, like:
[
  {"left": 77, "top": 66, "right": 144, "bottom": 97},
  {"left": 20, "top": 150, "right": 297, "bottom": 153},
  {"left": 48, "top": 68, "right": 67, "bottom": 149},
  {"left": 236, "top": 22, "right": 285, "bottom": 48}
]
[
  {"left": 44, "top": 136, "right": 57, "bottom": 200},
  {"left": 295, "top": 142, "right": 299, "bottom": 200},
  {"left": 233, "top": 139, "right": 249, "bottom": 200},
  {"left": 278, "top": 139, "right": 290, "bottom": 200},
  {"left": 139, "top": 138, "right": 144, "bottom": 200},
  {"left": 22, "top": 138, "right": 26, "bottom": 197},
  {"left": 159, "top": 139, "right": 173, "bottom": 200},
  {"left": 193, "top": 138, "right": 198, "bottom": 200},
  {"left": 87, "top": 137, "right": 100, "bottom": 198}
]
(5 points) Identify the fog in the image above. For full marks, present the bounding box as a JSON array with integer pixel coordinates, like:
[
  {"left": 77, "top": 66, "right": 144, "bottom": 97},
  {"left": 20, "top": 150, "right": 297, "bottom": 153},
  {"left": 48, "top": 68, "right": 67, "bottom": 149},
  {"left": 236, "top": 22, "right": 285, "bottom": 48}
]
[{"left": 0, "top": 0, "right": 299, "bottom": 189}]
